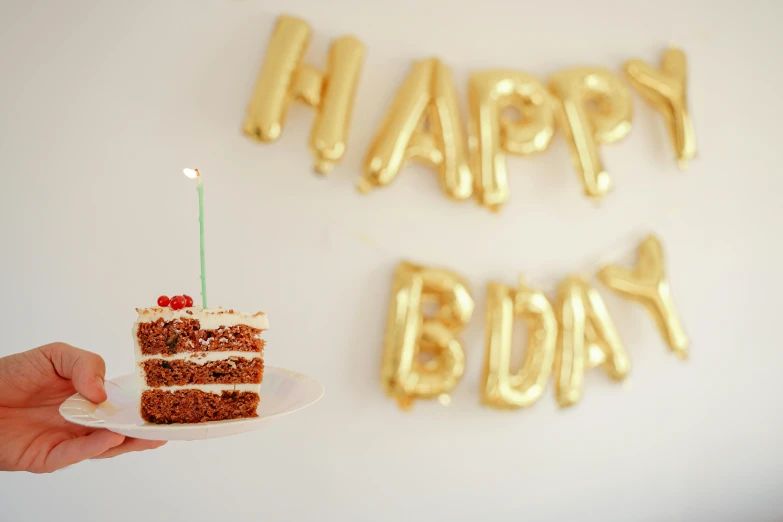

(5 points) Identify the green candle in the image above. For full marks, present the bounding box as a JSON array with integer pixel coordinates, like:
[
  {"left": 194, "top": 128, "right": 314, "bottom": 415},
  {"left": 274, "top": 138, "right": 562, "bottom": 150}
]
[{"left": 184, "top": 168, "right": 207, "bottom": 308}]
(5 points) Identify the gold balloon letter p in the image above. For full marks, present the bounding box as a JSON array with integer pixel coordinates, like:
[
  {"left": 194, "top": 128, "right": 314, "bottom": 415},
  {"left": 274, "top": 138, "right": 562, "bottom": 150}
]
[
  {"left": 469, "top": 71, "right": 556, "bottom": 211},
  {"left": 549, "top": 68, "right": 632, "bottom": 200},
  {"left": 381, "top": 262, "right": 474, "bottom": 410},
  {"left": 243, "top": 16, "right": 365, "bottom": 174}
]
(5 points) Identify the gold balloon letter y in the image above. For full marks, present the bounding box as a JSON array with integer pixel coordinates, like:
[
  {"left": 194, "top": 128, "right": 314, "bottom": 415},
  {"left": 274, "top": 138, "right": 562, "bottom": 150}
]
[
  {"left": 598, "top": 234, "right": 689, "bottom": 358},
  {"left": 625, "top": 48, "right": 695, "bottom": 170}
]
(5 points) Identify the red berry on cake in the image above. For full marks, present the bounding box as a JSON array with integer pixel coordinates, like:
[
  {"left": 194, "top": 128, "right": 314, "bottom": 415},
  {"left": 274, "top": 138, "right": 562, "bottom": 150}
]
[
  {"left": 170, "top": 295, "right": 186, "bottom": 310},
  {"left": 183, "top": 295, "right": 194, "bottom": 307},
  {"left": 157, "top": 295, "right": 170, "bottom": 307}
]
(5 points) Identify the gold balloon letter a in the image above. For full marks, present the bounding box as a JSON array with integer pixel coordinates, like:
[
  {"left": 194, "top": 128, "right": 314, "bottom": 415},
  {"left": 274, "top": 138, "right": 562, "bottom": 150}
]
[
  {"left": 555, "top": 276, "right": 630, "bottom": 408},
  {"left": 469, "top": 71, "right": 556, "bottom": 211},
  {"left": 243, "top": 16, "right": 365, "bottom": 174},
  {"left": 549, "top": 68, "right": 632, "bottom": 200},
  {"left": 381, "top": 262, "right": 474, "bottom": 410},
  {"left": 481, "top": 280, "right": 558, "bottom": 409},
  {"left": 360, "top": 59, "right": 473, "bottom": 200},
  {"left": 625, "top": 48, "right": 696, "bottom": 170},
  {"left": 598, "top": 234, "right": 689, "bottom": 358}
]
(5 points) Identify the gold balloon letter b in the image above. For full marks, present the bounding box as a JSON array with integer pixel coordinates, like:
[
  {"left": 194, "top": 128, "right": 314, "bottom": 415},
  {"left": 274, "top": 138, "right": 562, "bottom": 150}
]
[
  {"left": 481, "top": 280, "right": 558, "bottom": 409},
  {"left": 243, "top": 16, "right": 365, "bottom": 174},
  {"left": 381, "top": 262, "right": 474, "bottom": 410},
  {"left": 549, "top": 68, "right": 632, "bottom": 200}
]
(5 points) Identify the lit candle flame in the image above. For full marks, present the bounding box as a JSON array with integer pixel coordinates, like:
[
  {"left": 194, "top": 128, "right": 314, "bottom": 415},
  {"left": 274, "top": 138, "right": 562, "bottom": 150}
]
[{"left": 183, "top": 168, "right": 200, "bottom": 179}]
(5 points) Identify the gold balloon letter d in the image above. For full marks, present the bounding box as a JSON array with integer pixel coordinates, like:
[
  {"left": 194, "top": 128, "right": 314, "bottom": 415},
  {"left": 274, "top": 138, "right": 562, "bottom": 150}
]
[
  {"left": 381, "top": 262, "right": 474, "bottom": 410},
  {"left": 481, "top": 280, "right": 558, "bottom": 409},
  {"left": 243, "top": 16, "right": 365, "bottom": 174}
]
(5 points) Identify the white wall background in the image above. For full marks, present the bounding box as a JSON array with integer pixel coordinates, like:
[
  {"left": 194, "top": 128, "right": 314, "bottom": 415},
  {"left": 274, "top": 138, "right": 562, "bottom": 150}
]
[{"left": 1, "top": 0, "right": 781, "bottom": 520}]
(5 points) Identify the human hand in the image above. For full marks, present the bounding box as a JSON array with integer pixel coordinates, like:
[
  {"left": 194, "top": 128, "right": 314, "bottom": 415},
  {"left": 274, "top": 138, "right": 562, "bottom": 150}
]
[{"left": 0, "top": 342, "right": 165, "bottom": 473}]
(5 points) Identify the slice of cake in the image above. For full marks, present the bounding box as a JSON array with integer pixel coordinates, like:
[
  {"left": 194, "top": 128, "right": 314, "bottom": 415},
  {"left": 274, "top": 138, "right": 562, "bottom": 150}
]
[{"left": 133, "top": 305, "right": 268, "bottom": 424}]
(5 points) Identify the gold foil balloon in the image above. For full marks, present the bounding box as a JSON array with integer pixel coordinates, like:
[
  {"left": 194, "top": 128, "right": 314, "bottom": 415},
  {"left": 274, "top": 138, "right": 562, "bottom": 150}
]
[
  {"left": 625, "top": 48, "right": 696, "bottom": 170},
  {"left": 598, "top": 234, "right": 689, "bottom": 358},
  {"left": 549, "top": 68, "right": 632, "bottom": 200},
  {"left": 243, "top": 15, "right": 365, "bottom": 174},
  {"left": 468, "top": 71, "right": 556, "bottom": 211},
  {"left": 360, "top": 59, "right": 473, "bottom": 200},
  {"left": 555, "top": 276, "right": 630, "bottom": 408},
  {"left": 381, "top": 262, "right": 474, "bottom": 410},
  {"left": 481, "top": 280, "right": 558, "bottom": 409}
]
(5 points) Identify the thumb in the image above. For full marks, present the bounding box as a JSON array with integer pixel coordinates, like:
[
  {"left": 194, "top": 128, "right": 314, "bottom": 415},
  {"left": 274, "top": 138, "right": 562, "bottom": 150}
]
[{"left": 41, "top": 343, "right": 108, "bottom": 403}]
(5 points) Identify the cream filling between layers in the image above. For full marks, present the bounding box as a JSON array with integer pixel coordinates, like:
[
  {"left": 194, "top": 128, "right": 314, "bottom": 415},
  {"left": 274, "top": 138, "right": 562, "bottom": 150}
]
[
  {"left": 139, "top": 351, "right": 263, "bottom": 364},
  {"left": 139, "top": 383, "right": 261, "bottom": 394}
]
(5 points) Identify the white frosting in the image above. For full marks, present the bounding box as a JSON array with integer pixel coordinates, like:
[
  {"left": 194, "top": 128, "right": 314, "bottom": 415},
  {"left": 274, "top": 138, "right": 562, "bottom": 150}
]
[
  {"left": 139, "top": 383, "right": 261, "bottom": 394},
  {"left": 139, "top": 351, "right": 262, "bottom": 365},
  {"left": 135, "top": 306, "right": 268, "bottom": 330}
]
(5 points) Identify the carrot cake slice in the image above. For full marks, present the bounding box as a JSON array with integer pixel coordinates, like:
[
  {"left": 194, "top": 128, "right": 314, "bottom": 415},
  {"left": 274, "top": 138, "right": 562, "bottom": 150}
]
[{"left": 133, "top": 306, "right": 268, "bottom": 424}]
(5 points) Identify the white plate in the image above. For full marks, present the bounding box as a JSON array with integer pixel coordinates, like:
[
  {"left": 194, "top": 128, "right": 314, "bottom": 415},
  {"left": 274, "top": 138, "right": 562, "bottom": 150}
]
[{"left": 59, "top": 367, "right": 324, "bottom": 441}]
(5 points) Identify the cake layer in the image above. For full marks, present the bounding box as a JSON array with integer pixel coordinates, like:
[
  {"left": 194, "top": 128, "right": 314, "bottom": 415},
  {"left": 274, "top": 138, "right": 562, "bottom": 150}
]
[
  {"left": 136, "top": 318, "right": 264, "bottom": 355},
  {"left": 142, "top": 357, "right": 264, "bottom": 386},
  {"left": 141, "top": 389, "right": 259, "bottom": 424}
]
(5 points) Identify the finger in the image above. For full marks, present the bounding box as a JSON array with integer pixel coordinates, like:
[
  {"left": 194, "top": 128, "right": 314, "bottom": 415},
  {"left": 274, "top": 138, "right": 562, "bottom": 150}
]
[
  {"left": 44, "top": 430, "right": 125, "bottom": 473},
  {"left": 92, "top": 437, "right": 167, "bottom": 460},
  {"left": 41, "top": 343, "right": 107, "bottom": 403}
]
